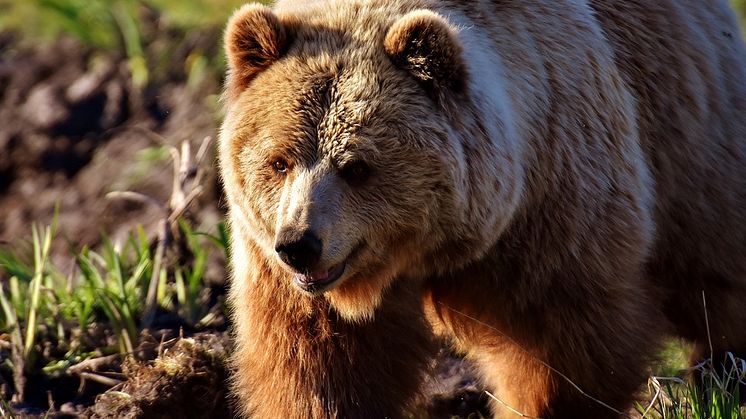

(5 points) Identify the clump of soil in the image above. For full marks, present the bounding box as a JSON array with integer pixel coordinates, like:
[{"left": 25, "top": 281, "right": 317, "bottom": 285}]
[{"left": 88, "top": 334, "right": 233, "bottom": 419}]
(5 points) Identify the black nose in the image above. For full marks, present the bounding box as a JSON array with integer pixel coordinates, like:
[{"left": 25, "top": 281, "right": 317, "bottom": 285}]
[{"left": 275, "top": 230, "right": 322, "bottom": 272}]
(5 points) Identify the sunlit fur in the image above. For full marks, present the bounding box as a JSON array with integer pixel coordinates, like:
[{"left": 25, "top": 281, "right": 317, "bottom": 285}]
[{"left": 219, "top": 1, "right": 746, "bottom": 417}]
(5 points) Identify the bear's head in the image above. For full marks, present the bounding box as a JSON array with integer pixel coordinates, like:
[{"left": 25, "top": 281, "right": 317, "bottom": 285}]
[{"left": 220, "top": 3, "right": 504, "bottom": 321}]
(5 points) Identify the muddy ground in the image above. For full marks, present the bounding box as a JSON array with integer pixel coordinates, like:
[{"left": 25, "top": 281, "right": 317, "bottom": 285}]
[{"left": 0, "top": 35, "right": 487, "bottom": 418}]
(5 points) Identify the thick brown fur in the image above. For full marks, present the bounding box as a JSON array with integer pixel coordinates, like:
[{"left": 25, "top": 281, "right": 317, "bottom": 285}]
[{"left": 219, "top": 1, "right": 746, "bottom": 418}]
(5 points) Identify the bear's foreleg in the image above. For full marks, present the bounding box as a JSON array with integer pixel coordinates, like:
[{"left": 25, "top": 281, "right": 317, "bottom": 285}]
[
  {"left": 230, "top": 265, "right": 434, "bottom": 419},
  {"left": 425, "top": 269, "right": 662, "bottom": 419}
]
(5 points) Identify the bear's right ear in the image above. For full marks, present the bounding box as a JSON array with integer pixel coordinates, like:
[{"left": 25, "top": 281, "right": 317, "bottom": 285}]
[
  {"left": 224, "top": 4, "right": 290, "bottom": 97},
  {"left": 384, "top": 10, "right": 467, "bottom": 99}
]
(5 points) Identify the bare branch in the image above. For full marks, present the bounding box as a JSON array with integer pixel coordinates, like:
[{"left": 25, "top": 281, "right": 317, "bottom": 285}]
[
  {"left": 68, "top": 354, "right": 121, "bottom": 375},
  {"left": 79, "top": 372, "right": 123, "bottom": 387}
]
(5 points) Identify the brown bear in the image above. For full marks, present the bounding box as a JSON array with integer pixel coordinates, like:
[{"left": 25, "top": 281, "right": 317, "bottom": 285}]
[{"left": 218, "top": 0, "right": 746, "bottom": 417}]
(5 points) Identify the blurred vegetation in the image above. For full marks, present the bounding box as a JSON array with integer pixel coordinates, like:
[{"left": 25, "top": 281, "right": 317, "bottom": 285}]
[
  {"left": 735, "top": 0, "right": 746, "bottom": 23},
  {"left": 0, "top": 0, "right": 250, "bottom": 46},
  {"left": 0, "top": 0, "right": 267, "bottom": 90}
]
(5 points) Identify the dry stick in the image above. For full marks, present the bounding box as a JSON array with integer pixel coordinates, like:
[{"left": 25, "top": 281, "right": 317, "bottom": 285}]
[
  {"left": 729, "top": 352, "right": 746, "bottom": 384},
  {"left": 107, "top": 137, "right": 213, "bottom": 329},
  {"left": 168, "top": 187, "right": 204, "bottom": 224},
  {"left": 143, "top": 219, "right": 169, "bottom": 329},
  {"left": 146, "top": 138, "right": 212, "bottom": 328},
  {"left": 79, "top": 372, "right": 123, "bottom": 387},
  {"left": 1, "top": 278, "right": 27, "bottom": 403},
  {"left": 169, "top": 144, "right": 185, "bottom": 210},
  {"left": 192, "top": 137, "right": 213, "bottom": 187},
  {"left": 67, "top": 354, "right": 121, "bottom": 374},
  {"left": 437, "top": 302, "right": 630, "bottom": 418},
  {"left": 47, "top": 391, "right": 54, "bottom": 413}
]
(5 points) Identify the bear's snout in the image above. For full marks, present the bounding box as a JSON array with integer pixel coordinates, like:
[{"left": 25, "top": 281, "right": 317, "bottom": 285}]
[{"left": 274, "top": 229, "right": 323, "bottom": 272}]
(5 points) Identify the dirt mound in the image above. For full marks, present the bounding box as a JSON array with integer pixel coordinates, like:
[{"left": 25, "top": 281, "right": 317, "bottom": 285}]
[{"left": 88, "top": 334, "right": 233, "bottom": 419}]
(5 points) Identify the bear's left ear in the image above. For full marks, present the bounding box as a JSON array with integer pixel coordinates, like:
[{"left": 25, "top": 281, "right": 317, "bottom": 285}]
[{"left": 384, "top": 10, "right": 467, "bottom": 97}]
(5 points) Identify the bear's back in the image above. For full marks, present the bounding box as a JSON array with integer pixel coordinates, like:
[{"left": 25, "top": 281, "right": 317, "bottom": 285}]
[{"left": 592, "top": 0, "right": 746, "bottom": 335}]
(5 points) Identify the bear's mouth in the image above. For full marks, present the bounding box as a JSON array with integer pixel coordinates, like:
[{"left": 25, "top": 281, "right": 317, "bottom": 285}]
[
  {"left": 292, "top": 242, "right": 366, "bottom": 294},
  {"left": 293, "top": 262, "right": 346, "bottom": 294}
]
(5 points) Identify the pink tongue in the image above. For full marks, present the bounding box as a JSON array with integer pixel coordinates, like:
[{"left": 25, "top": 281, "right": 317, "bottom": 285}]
[{"left": 310, "top": 267, "right": 332, "bottom": 280}]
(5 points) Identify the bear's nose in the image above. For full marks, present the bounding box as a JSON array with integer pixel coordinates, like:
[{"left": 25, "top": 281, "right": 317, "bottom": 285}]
[{"left": 275, "top": 230, "right": 322, "bottom": 272}]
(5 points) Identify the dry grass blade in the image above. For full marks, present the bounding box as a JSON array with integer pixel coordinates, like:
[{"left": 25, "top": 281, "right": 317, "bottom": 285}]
[
  {"left": 702, "top": 290, "right": 714, "bottom": 361},
  {"left": 641, "top": 377, "right": 663, "bottom": 418},
  {"left": 485, "top": 390, "right": 543, "bottom": 418}
]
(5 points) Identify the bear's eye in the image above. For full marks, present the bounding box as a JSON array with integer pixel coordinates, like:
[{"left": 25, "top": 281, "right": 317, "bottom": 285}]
[
  {"left": 272, "top": 159, "right": 289, "bottom": 174},
  {"left": 340, "top": 161, "right": 371, "bottom": 185}
]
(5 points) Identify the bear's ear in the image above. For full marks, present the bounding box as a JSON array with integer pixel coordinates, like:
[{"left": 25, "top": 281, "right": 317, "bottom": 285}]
[
  {"left": 224, "top": 4, "right": 290, "bottom": 97},
  {"left": 384, "top": 10, "right": 467, "bottom": 97}
]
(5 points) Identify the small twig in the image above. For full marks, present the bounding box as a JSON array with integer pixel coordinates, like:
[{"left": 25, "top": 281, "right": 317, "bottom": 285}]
[
  {"left": 120, "top": 137, "right": 213, "bottom": 331},
  {"left": 158, "top": 332, "right": 167, "bottom": 359},
  {"left": 169, "top": 145, "right": 184, "bottom": 209},
  {"left": 67, "top": 354, "right": 121, "bottom": 375},
  {"left": 485, "top": 390, "right": 543, "bottom": 418},
  {"left": 47, "top": 391, "right": 54, "bottom": 413},
  {"left": 727, "top": 352, "right": 746, "bottom": 384},
  {"left": 193, "top": 136, "right": 214, "bottom": 186},
  {"left": 168, "top": 186, "right": 204, "bottom": 224},
  {"left": 195, "top": 136, "right": 213, "bottom": 165},
  {"left": 79, "top": 372, "right": 123, "bottom": 387},
  {"left": 143, "top": 219, "right": 169, "bottom": 329}
]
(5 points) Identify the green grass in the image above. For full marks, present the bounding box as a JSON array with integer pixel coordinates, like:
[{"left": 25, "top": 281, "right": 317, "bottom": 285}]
[
  {"left": 0, "top": 216, "right": 228, "bottom": 403},
  {"left": 635, "top": 340, "right": 745, "bottom": 419}
]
